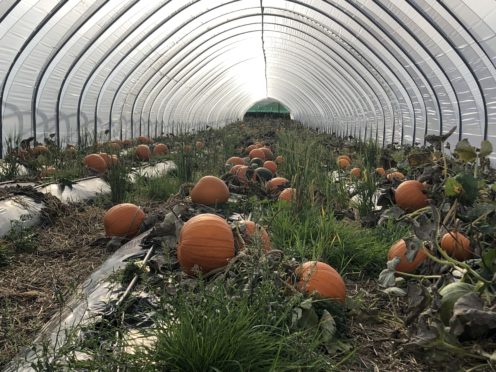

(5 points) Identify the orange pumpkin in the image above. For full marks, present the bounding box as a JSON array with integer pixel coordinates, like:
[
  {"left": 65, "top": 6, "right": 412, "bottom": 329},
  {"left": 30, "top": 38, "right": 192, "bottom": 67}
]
[
  {"left": 338, "top": 155, "right": 351, "bottom": 162},
  {"left": 103, "top": 203, "right": 145, "bottom": 238},
  {"left": 84, "top": 154, "right": 107, "bottom": 173},
  {"left": 135, "top": 144, "right": 151, "bottom": 161},
  {"left": 99, "top": 152, "right": 112, "bottom": 167},
  {"left": 350, "top": 167, "right": 361, "bottom": 178},
  {"left": 122, "top": 139, "right": 133, "bottom": 147},
  {"left": 234, "top": 165, "right": 252, "bottom": 183},
  {"left": 107, "top": 142, "right": 121, "bottom": 152},
  {"left": 440, "top": 231, "right": 472, "bottom": 261},
  {"left": 387, "top": 239, "right": 427, "bottom": 273},
  {"left": 296, "top": 261, "right": 346, "bottom": 303},
  {"left": 275, "top": 155, "right": 284, "bottom": 164},
  {"left": 177, "top": 213, "right": 234, "bottom": 275},
  {"left": 137, "top": 136, "right": 151, "bottom": 144},
  {"left": 64, "top": 146, "right": 77, "bottom": 158},
  {"left": 395, "top": 180, "right": 428, "bottom": 212},
  {"left": 226, "top": 156, "right": 245, "bottom": 166},
  {"left": 229, "top": 164, "right": 243, "bottom": 174},
  {"left": 249, "top": 148, "right": 266, "bottom": 160},
  {"left": 261, "top": 147, "right": 274, "bottom": 160},
  {"left": 266, "top": 177, "right": 290, "bottom": 191},
  {"left": 33, "top": 145, "right": 49, "bottom": 156},
  {"left": 375, "top": 167, "right": 386, "bottom": 176},
  {"left": 337, "top": 158, "right": 350, "bottom": 169},
  {"left": 237, "top": 220, "right": 271, "bottom": 252},
  {"left": 183, "top": 144, "right": 192, "bottom": 153},
  {"left": 190, "top": 176, "right": 229, "bottom": 205},
  {"left": 245, "top": 144, "right": 257, "bottom": 154},
  {"left": 110, "top": 155, "right": 119, "bottom": 165},
  {"left": 263, "top": 160, "right": 277, "bottom": 173},
  {"left": 153, "top": 143, "right": 168, "bottom": 156},
  {"left": 41, "top": 166, "right": 56, "bottom": 177},
  {"left": 387, "top": 171, "right": 405, "bottom": 182},
  {"left": 195, "top": 141, "right": 205, "bottom": 150},
  {"left": 278, "top": 188, "right": 295, "bottom": 201}
]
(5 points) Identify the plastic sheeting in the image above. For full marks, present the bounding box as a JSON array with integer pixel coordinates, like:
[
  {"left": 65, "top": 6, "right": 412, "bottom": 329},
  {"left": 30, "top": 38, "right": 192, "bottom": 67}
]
[{"left": 0, "top": 0, "right": 495, "bottom": 161}]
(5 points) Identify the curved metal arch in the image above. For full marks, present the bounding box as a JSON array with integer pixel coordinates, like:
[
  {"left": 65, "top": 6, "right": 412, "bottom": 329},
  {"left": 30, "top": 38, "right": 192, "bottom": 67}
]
[
  {"left": 406, "top": 0, "right": 488, "bottom": 140},
  {"left": 281, "top": 0, "right": 415, "bottom": 144},
  {"left": 76, "top": 0, "right": 190, "bottom": 144},
  {"left": 372, "top": 0, "right": 462, "bottom": 138},
  {"left": 328, "top": 0, "right": 435, "bottom": 145},
  {"left": 111, "top": 9, "right": 389, "bottom": 140},
  {"left": 0, "top": 0, "right": 68, "bottom": 155},
  {"left": 132, "top": 12, "right": 393, "bottom": 140},
  {"left": 32, "top": 1, "right": 110, "bottom": 147},
  {"left": 55, "top": 0, "right": 141, "bottom": 145}
]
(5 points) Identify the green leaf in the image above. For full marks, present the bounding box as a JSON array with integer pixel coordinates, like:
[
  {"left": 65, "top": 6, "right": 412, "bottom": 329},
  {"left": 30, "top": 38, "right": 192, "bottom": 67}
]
[
  {"left": 453, "top": 173, "right": 478, "bottom": 205},
  {"left": 439, "top": 282, "right": 475, "bottom": 325},
  {"left": 480, "top": 140, "right": 493, "bottom": 157},
  {"left": 444, "top": 177, "right": 463, "bottom": 197},
  {"left": 455, "top": 139, "right": 477, "bottom": 162}
]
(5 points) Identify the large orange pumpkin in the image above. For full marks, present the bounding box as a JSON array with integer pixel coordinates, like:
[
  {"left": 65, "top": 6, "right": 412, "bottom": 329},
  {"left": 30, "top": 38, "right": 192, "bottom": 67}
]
[
  {"left": 226, "top": 156, "right": 245, "bottom": 166},
  {"left": 395, "top": 180, "right": 428, "bottom": 212},
  {"left": 99, "top": 152, "right": 112, "bottom": 167},
  {"left": 84, "top": 154, "right": 107, "bottom": 173},
  {"left": 234, "top": 165, "right": 252, "bottom": 183},
  {"left": 177, "top": 213, "right": 235, "bottom": 275},
  {"left": 245, "top": 144, "right": 257, "bottom": 154},
  {"left": 278, "top": 188, "right": 295, "bottom": 201},
  {"left": 237, "top": 220, "right": 271, "bottom": 252},
  {"left": 249, "top": 148, "right": 266, "bottom": 160},
  {"left": 135, "top": 144, "right": 151, "bottom": 161},
  {"left": 263, "top": 160, "right": 277, "bottom": 173},
  {"left": 440, "top": 231, "right": 472, "bottom": 261},
  {"left": 103, "top": 203, "right": 145, "bottom": 238},
  {"left": 387, "top": 239, "right": 427, "bottom": 273},
  {"left": 350, "top": 168, "right": 361, "bottom": 178},
  {"left": 266, "top": 177, "right": 290, "bottom": 191},
  {"left": 190, "top": 176, "right": 229, "bottom": 205},
  {"left": 229, "top": 164, "right": 243, "bottom": 174},
  {"left": 153, "top": 143, "right": 168, "bottom": 155},
  {"left": 296, "top": 261, "right": 346, "bottom": 303}
]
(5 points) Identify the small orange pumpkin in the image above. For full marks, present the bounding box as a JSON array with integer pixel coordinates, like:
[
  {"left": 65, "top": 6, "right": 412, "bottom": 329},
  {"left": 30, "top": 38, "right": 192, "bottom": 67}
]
[
  {"left": 261, "top": 147, "right": 274, "bottom": 160},
  {"left": 190, "top": 176, "right": 229, "bottom": 205},
  {"left": 263, "top": 160, "right": 277, "bottom": 173},
  {"left": 84, "top": 154, "right": 107, "bottom": 173},
  {"left": 33, "top": 145, "right": 49, "bottom": 156},
  {"left": 195, "top": 141, "right": 205, "bottom": 150},
  {"left": 103, "top": 203, "right": 145, "bottom": 238},
  {"left": 137, "top": 136, "right": 151, "bottom": 144},
  {"left": 107, "top": 142, "right": 121, "bottom": 152},
  {"left": 99, "top": 152, "right": 112, "bottom": 167},
  {"left": 135, "top": 144, "right": 151, "bottom": 161},
  {"left": 153, "top": 143, "right": 168, "bottom": 156},
  {"left": 234, "top": 165, "right": 252, "bottom": 184},
  {"left": 183, "top": 144, "right": 192, "bottom": 153},
  {"left": 236, "top": 220, "right": 271, "bottom": 252},
  {"left": 278, "top": 188, "right": 295, "bottom": 201},
  {"left": 338, "top": 155, "right": 351, "bottom": 163},
  {"left": 245, "top": 144, "right": 257, "bottom": 154},
  {"left": 388, "top": 239, "right": 427, "bottom": 273},
  {"left": 41, "top": 166, "right": 56, "bottom": 177},
  {"left": 177, "top": 213, "right": 234, "bottom": 275},
  {"left": 296, "top": 261, "right": 346, "bottom": 303},
  {"left": 395, "top": 180, "right": 428, "bottom": 212},
  {"left": 350, "top": 167, "right": 361, "bottom": 178},
  {"left": 266, "top": 177, "right": 290, "bottom": 192},
  {"left": 122, "top": 139, "right": 133, "bottom": 147},
  {"left": 110, "top": 154, "right": 119, "bottom": 165},
  {"left": 249, "top": 148, "right": 266, "bottom": 160},
  {"left": 275, "top": 155, "right": 284, "bottom": 164},
  {"left": 229, "top": 164, "right": 243, "bottom": 174},
  {"left": 375, "top": 167, "right": 386, "bottom": 176},
  {"left": 440, "top": 231, "right": 472, "bottom": 261},
  {"left": 226, "top": 156, "right": 245, "bottom": 166},
  {"left": 387, "top": 171, "right": 405, "bottom": 182},
  {"left": 337, "top": 158, "right": 350, "bottom": 169}
]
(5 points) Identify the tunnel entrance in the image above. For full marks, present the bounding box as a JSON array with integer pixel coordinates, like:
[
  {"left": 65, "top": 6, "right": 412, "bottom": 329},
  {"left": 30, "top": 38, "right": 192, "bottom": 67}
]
[{"left": 243, "top": 98, "right": 290, "bottom": 119}]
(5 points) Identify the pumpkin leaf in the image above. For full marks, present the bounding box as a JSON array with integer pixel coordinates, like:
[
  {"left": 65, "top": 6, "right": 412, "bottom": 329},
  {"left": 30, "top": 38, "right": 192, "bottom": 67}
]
[
  {"left": 449, "top": 292, "right": 496, "bottom": 340},
  {"left": 383, "top": 287, "right": 407, "bottom": 297},
  {"left": 378, "top": 258, "right": 399, "bottom": 288},
  {"left": 319, "top": 310, "right": 336, "bottom": 342},
  {"left": 454, "top": 139, "right": 477, "bottom": 162},
  {"left": 439, "top": 282, "right": 475, "bottom": 325},
  {"left": 444, "top": 177, "right": 463, "bottom": 197},
  {"left": 453, "top": 173, "right": 478, "bottom": 205},
  {"left": 479, "top": 140, "right": 493, "bottom": 157}
]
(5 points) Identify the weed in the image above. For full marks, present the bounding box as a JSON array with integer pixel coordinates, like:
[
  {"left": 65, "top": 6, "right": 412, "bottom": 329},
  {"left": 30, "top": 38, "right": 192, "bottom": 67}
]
[
  {"left": 5, "top": 220, "right": 37, "bottom": 254},
  {"left": 105, "top": 160, "right": 130, "bottom": 204}
]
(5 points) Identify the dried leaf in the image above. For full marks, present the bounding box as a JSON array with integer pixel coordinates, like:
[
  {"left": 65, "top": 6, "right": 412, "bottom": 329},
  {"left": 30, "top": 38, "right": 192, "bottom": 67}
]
[
  {"left": 378, "top": 257, "right": 400, "bottom": 288},
  {"left": 450, "top": 293, "right": 496, "bottom": 340},
  {"left": 319, "top": 310, "right": 336, "bottom": 342},
  {"left": 439, "top": 282, "right": 475, "bottom": 324},
  {"left": 383, "top": 287, "right": 407, "bottom": 297},
  {"left": 454, "top": 139, "right": 477, "bottom": 162}
]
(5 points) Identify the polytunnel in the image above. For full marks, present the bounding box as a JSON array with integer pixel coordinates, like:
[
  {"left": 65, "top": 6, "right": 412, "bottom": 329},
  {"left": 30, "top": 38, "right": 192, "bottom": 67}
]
[{"left": 0, "top": 0, "right": 495, "bottom": 160}]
